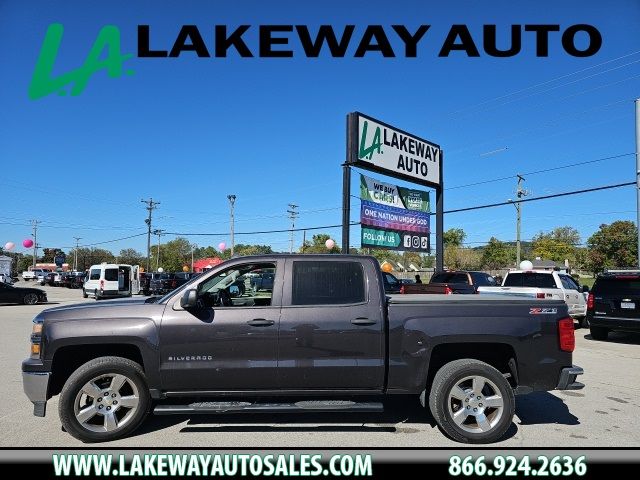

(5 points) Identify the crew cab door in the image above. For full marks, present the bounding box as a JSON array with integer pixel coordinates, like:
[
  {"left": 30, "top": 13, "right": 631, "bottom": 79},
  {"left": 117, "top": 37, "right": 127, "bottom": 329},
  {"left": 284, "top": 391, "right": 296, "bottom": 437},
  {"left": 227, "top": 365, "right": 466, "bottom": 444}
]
[
  {"left": 277, "top": 258, "right": 385, "bottom": 391},
  {"left": 158, "top": 259, "right": 284, "bottom": 391}
]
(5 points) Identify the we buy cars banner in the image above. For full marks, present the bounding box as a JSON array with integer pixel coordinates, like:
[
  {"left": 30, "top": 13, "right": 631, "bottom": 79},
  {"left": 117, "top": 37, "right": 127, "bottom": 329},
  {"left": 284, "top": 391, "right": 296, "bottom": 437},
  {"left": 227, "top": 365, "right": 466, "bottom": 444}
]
[{"left": 359, "top": 174, "right": 430, "bottom": 252}]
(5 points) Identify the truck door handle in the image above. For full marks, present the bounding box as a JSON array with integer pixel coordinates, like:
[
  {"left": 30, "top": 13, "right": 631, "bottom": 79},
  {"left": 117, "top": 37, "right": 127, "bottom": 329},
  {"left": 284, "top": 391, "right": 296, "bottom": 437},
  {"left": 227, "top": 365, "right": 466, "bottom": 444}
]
[
  {"left": 247, "top": 318, "right": 275, "bottom": 327},
  {"left": 351, "top": 318, "right": 377, "bottom": 326}
]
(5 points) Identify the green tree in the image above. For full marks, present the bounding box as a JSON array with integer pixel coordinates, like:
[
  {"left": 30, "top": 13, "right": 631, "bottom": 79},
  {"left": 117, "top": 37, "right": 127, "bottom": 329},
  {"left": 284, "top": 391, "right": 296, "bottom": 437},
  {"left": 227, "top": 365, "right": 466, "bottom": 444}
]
[
  {"left": 443, "top": 228, "right": 466, "bottom": 247},
  {"left": 481, "top": 237, "right": 514, "bottom": 269},
  {"left": 67, "top": 248, "right": 115, "bottom": 271},
  {"left": 300, "top": 234, "right": 341, "bottom": 254},
  {"left": 118, "top": 248, "right": 145, "bottom": 266},
  {"left": 154, "top": 237, "right": 193, "bottom": 272},
  {"left": 444, "top": 245, "right": 481, "bottom": 270},
  {"left": 235, "top": 244, "right": 274, "bottom": 256},
  {"left": 586, "top": 221, "right": 638, "bottom": 273},
  {"left": 531, "top": 226, "right": 580, "bottom": 263}
]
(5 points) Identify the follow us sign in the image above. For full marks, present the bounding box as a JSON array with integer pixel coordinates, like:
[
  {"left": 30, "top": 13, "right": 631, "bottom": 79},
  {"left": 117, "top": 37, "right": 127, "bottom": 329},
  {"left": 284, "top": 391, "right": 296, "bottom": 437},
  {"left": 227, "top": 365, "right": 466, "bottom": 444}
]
[{"left": 361, "top": 227, "right": 430, "bottom": 253}]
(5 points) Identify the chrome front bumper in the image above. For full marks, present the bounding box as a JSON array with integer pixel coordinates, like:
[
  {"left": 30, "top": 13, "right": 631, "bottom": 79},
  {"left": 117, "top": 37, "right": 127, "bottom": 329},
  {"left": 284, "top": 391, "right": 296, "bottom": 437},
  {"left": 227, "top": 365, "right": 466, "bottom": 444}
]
[{"left": 23, "top": 372, "right": 50, "bottom": 417}]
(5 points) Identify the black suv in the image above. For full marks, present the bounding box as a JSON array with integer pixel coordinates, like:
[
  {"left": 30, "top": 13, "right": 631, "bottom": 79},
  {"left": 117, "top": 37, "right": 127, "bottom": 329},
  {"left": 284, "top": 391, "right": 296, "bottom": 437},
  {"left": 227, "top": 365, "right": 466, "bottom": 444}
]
[{"left": 586, "top": 271, "right": 640, "bottom": 340}]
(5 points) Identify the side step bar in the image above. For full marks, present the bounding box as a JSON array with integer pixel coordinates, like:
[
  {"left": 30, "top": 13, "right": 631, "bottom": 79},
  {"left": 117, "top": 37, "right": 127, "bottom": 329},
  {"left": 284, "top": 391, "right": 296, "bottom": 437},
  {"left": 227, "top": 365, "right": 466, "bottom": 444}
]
[{"left": 154, "top": 400, "right": 384, "bottom": 415}]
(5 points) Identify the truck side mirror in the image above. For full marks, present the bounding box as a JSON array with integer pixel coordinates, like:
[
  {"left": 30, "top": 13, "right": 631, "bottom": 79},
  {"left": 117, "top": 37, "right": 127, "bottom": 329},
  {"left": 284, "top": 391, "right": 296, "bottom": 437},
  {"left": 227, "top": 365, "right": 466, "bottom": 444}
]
[{"left": 180, "top": 289, "right": 198, "bottom": 309}]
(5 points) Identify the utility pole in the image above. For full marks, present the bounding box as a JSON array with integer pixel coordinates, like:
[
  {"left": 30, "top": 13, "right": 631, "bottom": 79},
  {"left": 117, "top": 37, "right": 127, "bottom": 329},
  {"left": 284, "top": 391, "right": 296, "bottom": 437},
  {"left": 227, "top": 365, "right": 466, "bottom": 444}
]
[
  {"left": 153, "top": 229, "right": 164, "bottom": 271},
  {"left": 31, "top": 220, "right": 39, "bottom": 269},
  {"left": 191, "top": 243, "right": 196, "bottom": 272},
  {"left": 287, "top": 203, "right": 299, "bottom": 254},
  {"left": 141, "top": 198, "right": 160, "bottom": 272},
  {"left": 635, "top": 98, "right": 640, "bottom": 267},
  {"left": 73, "top": 237, "right": 82, "bottom": 271},
  {"left": 511, "top": 174, "right": 530, "bottom": 266},
  {"left": 227, "top": 195, "right": 236, "bottom": 256}
]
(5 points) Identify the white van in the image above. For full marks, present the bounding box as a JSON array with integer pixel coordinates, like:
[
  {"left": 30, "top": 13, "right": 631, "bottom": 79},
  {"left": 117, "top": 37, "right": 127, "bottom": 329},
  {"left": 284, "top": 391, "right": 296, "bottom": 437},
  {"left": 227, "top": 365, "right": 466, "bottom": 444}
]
[{"left": 83, "top": 264, "right": 141, "bottom": 300}]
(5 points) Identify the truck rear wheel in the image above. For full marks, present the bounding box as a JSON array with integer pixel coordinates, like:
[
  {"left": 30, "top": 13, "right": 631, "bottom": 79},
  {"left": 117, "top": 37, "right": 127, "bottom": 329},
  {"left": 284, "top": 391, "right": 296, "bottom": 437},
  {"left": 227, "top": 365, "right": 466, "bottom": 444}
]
[
  {"left": 58, "top": 356, "right": 151, "bottom": 443},
  {"left": 428, "top": 359, "right": 514, "bottom": 444},
  {"left": 589, "top": 326, "right": 608, "bottom": 341}
]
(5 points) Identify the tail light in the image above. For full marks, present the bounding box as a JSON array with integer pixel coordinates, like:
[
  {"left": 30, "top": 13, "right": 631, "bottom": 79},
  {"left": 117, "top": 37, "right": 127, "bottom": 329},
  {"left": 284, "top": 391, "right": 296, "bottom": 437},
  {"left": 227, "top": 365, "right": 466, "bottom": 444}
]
[
  {"left": 536, "top": 292, "right": 545, "bottom": 299},
  {"left": 400, "top": 285, "right": 405, "bottom": 294},
  {"left": 558, "top": 317, "right": 575, "bottom": 352},
  {"left": 587, "top": 293, "right": 594, "bottom": 310},
  {"left": 444, "top": 286, "right": 453, "bottom": 295}
]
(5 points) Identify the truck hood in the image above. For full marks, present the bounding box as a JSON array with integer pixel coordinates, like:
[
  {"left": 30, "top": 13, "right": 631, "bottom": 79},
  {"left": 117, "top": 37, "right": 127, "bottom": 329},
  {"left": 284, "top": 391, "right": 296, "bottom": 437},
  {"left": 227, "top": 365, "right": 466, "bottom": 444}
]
[{"left": 36, "top": 297, "right": 166, "bottom": 323}]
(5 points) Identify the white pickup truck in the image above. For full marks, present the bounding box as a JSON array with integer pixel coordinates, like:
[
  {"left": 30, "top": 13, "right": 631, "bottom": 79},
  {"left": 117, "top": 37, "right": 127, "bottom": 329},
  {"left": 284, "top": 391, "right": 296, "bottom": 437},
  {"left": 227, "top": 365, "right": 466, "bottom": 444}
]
[
  {"left": 22, "top": 269, "right": 51, "bottom": 282},
  {"left": 478, "top": 269, "right": 588, "bottom": 327}
]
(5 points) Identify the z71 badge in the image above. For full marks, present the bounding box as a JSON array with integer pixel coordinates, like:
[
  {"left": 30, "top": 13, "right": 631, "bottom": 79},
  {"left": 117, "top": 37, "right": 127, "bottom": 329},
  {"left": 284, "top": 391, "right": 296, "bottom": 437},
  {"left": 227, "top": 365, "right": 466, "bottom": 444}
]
[{"left": 529, "top": 308, "right": 558, "bottom": 315}]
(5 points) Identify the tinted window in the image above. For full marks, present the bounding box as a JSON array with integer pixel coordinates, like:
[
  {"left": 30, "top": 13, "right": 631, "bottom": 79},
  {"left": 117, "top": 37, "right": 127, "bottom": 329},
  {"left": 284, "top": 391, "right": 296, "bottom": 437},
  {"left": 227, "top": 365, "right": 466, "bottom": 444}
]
[
  {"left": 559, "top": 275, "right": 579, "bottom": 291},
  {"left": 292, "top": 261, "right": 365, "bottom": 306},
  {"left": 594, "top": 277, "right": 640, "bottom": 295},
  {"left": 89, "top": 269, "right": 101, "bottom": 280},
  {"left": 104, "top": 268, "right": 119, "bottom": 281},
  {"left": 431, "top": 272, "right": 469, "bottom": 284},
  {"left": 384, "top": 273, "right": 399, "bottom": 286},
  {"left": 504, "top": 272, "right": 557, "bottom": 289},
  {"left": 470, "top": 272, "right": 497, "bottom": 287}
]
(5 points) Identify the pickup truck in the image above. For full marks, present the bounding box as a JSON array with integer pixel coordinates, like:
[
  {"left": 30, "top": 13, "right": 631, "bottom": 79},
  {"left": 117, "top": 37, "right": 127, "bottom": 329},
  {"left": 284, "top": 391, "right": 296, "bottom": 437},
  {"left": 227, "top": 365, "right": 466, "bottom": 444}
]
[
  {"left": 478, "top": 269, "right": 588, "bottom": 327},
  {"left": 21, "top": 269, "right": 51, "bottom": 281},
  {"left": 401, "top": 271, "right": 497, "bottom": 295},
  {"left": 22, "top": 255, "right": 583, "bottom": 444}
]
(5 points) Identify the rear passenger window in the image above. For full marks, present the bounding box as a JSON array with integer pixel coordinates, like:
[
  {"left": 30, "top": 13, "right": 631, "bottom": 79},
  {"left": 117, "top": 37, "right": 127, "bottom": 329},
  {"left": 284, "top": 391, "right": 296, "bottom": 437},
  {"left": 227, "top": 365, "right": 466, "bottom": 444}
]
[
  {"left": 292, "top": 261, "right": 365, "bottom": 305},
  {"left": 104, "top": 269, "right": 119, "bottom": 281},
  {"left": 504, "top": 272, "right": 557, "bottom": 289},
  {"left": 89, "top": 269, "right": 100, "bottom": 280}
]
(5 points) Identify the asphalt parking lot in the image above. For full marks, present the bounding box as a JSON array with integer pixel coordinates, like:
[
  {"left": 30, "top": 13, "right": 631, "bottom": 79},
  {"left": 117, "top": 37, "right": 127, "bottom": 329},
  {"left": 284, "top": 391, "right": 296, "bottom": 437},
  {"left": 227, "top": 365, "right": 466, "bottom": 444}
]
[{"left": 1, "top": 284, "right": 639, "bottom": 447}]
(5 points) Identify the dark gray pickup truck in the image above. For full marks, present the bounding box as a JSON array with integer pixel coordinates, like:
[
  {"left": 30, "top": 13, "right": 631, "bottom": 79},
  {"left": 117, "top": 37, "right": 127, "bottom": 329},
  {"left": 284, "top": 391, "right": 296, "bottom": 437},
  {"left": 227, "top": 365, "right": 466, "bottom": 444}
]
[{"left": 22, "top": 255, "right": 583, "bottom": 444}]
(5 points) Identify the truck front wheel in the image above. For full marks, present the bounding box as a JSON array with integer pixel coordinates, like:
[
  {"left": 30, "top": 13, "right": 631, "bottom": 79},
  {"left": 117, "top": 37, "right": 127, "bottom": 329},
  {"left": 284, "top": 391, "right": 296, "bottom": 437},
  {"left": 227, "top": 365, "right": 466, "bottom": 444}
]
[
  {"left": 428, "top": 359, "right": 515, "bottom": 444},
  {"left": 58, "top": 356, "right": 151, "bottom": 443}
]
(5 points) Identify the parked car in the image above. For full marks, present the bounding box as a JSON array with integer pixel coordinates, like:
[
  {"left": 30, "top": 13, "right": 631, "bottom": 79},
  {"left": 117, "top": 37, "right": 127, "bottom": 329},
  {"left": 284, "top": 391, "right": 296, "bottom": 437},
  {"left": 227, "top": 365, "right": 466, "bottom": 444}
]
[
  {"left": 62, "top": 272, "right": 86, "bottom": 289},
  {"left": 402, "top": 270, "right": 497, "bottom": 295},
  {"left": 586, "top": 270, "right": 640, "bottom": 340},
  {"left": 0, "top": 282, "right": 47, "bottom": 305},
  {"left": 83, "top": 264, "right": 141, "bottom": 300},
  {"left": 250, "top": 271, "right": 275, "bottom": 292},
  {"left": 478, "top": 269, "right": 589, "bottom": 327},
  {"left": 23, "top": 254, "right": 583, "bottom": 444},
  {"left": 149, "top": 273, "right": 176, "bottom": 295},
  {"left": 0, "top": 273, "right": 14, "bottom": 285},
  {"left": 22, "top": 269, "right": 51, "bottom": 282},
  {"left": 381, "top": 272, "right": 402, "bottom": 294}
]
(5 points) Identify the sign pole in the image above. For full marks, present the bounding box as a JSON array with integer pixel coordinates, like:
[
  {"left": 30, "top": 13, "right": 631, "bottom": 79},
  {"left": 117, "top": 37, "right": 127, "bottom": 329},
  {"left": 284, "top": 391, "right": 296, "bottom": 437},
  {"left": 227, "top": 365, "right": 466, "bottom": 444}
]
[
  {"left": 436, "top": 150, "right": 444, "bottom": 272},
  {"left": 341, "top": 164, "right": 351, "bottom": 253}
]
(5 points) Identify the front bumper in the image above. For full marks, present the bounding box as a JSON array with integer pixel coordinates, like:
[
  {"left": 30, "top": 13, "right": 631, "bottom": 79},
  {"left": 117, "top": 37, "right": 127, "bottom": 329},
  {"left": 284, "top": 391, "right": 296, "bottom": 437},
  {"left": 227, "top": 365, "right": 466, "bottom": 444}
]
[
  {"left": 556, "top": 365, "right": 584, "bottom": 390},
  {"left": 23, "top": 371, "right": 50, "bottom": 416}
]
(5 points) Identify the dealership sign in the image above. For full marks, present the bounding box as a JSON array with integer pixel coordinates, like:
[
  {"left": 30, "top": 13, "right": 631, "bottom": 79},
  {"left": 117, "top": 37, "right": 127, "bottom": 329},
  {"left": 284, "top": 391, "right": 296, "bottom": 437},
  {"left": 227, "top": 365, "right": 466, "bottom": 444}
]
[
  {"left": 359, "top": 174, "right": 430, "bottom": 253},
  {"left": 348, "top": 113, "right": 441, "bottom": 187}
]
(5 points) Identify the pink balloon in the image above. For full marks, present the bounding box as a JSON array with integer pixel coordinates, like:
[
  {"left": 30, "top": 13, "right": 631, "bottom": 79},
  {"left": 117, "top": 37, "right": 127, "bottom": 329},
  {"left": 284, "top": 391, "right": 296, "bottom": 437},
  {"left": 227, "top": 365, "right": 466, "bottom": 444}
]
[
  {"left": 218, "top": 242, "right": 226, "bottom": 251},
  {"left": 23, "top": 239, "right": 34, "bottom": 248},
  {"left": 4, "top": 242, "right": 15, "bottom": 251},
  {"left": 325, "top": 239, "right": 335, "bottom": 250}
]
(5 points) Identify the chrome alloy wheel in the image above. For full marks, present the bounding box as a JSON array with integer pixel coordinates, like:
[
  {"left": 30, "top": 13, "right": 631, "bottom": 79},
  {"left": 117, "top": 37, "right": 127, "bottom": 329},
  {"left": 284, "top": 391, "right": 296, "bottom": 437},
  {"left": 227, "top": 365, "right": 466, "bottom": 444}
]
[
  {"left": 447, "top": 375, "right": 505, "bottom": 434},
  {"left": 73, "top": 373, "right": 140, "bottom": 433}
]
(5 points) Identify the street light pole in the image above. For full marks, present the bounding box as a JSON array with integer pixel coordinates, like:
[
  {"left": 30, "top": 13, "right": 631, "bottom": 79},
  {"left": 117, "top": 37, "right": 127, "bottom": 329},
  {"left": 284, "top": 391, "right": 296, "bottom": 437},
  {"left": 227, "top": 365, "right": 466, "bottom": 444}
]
[
  {"left": 227, "top": 195, "right": 236, "bottom": 256},
  {"left": 635, "top": 98, "right": 640, "bottom": 267}
]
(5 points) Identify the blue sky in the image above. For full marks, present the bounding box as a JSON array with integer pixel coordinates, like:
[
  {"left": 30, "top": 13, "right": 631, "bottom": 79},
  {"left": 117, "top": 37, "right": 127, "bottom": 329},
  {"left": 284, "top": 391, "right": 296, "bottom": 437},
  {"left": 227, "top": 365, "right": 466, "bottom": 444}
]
[{"left": 1, "top": 0, "right": 639, "bottom": 256}]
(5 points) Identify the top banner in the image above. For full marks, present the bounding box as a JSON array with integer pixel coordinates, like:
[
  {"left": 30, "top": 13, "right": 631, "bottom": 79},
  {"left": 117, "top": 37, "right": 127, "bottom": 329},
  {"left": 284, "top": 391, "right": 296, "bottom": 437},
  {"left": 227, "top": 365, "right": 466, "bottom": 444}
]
[
  {"left": 360, "top": 174, "right": 430, "bottom": 212},
  {"left": 348, "top": 112, "right": 441, "bottom": 187}
]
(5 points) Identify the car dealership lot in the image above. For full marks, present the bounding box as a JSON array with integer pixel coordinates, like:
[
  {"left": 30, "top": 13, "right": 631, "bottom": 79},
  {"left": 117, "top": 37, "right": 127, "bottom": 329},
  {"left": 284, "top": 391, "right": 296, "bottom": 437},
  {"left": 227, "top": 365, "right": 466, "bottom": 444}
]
[{"left": 1, "top": 285, "right": 639, "bottom": 447}]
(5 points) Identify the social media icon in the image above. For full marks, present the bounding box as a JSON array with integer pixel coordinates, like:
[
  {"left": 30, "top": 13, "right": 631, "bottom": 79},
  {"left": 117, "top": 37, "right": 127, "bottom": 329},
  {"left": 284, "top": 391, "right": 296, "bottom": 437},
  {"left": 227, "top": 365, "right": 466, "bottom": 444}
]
[
  {"left": 403, "top": 235, "right": 412, "bottom": 248},
  {"left": 412, "top": 236, "right": 420, "bottom": 248}
]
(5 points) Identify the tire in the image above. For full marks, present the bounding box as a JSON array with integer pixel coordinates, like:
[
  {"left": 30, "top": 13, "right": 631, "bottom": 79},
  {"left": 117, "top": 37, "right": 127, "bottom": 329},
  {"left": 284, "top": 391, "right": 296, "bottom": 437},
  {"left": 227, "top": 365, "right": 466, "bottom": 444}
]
[
  {"left": 428, "top": 359, "right": 515, "bottom": 444},
  {"left": 82, "top": 289, "right": 88, "bottom": 299},
  {"left": 58, "top": 356, "right": 151, "bottom": 443},
  {"left": 590, "top": 326, "right": 609, "bottom": 341},
  {"left": 577, "top": 316, "right": 589, "bottom": 329},
  {"left": 95, "top": 290, "right": 101, "bottom": 301},
  {"left": 23, "top": 293, "right": 39, "bottom": 305}
]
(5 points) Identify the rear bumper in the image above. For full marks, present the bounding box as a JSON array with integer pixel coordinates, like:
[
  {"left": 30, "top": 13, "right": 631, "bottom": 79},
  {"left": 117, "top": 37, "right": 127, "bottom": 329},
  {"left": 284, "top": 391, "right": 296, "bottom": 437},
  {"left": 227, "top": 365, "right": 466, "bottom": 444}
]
[
  {"left": 588, "top": 315, "right": 640, "bottom": 331},
  {"left": 22, "top": 371, "right": 50, "bottom": 417},
  {"left": 556, "top": 365, "right": 584, "bottom": 390}
]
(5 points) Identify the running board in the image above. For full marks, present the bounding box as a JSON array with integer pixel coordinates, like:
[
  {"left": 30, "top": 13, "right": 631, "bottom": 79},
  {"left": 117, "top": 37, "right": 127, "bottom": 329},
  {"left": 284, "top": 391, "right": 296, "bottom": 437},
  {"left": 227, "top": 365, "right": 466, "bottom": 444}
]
[{"left": 154, "top": 400, "right": 383, "bottom": 415}]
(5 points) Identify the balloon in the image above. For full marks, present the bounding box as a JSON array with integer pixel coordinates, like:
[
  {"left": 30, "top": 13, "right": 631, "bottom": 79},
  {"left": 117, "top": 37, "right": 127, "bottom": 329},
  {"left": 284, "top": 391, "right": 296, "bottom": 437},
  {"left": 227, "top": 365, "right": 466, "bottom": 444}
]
[
  {"left": 4, "top": 242, "right": 15, "bottom": 251},
  {"left": 325, "top": 239, "right": 335, "bottom": 250},
  {"left": 520, "top": 260, "right": 533, "bottom": 271},
  {"left": 22, "top": 239, "right": 34, "bottom": 248},
  {"left": 381, "top": 261, "right": 393, "bottom": 273},
  {"left": 182, "top": 266, "right": 189, "bottom": 272},
  {"left": 218, "top": 242, "right": 226, "bottom": 251},
  {"left": 157, "top": 267, "right": 164, "bottom": 273}
]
